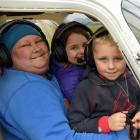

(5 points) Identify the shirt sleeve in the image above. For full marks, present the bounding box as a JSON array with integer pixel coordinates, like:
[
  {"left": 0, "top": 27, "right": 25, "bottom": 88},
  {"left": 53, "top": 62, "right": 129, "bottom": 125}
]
[{"left": 6, "top": 80, "right": 109, "bottom": 140}]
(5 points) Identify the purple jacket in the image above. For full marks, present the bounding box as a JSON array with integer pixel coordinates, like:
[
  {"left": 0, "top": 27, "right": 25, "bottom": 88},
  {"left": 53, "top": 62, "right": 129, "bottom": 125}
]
[{"left": 51, "top": 58, "right": 84, "bottom": 101}]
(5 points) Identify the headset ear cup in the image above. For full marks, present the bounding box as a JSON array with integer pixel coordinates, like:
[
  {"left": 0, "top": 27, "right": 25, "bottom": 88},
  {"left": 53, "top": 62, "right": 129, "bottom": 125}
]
[
  {"left": 51, "top": 25, "right": 68, "bottom": 63},
  {"left": 85, "top": 40, "right": 95, "bottom": 67},
  {"left": 52, "top": 41, "right": 67, "bottom": 63},
  {"left": 85, "top": 26, "right": 108, "bottom": 68},
  {"left": 0, "top": 43, "right": 12, "bottom": 67}
]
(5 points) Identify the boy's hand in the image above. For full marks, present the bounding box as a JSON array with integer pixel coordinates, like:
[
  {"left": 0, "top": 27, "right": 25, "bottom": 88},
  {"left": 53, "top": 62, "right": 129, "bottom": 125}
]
[
  {"left": 108, "top": 111, "right": 127, "bottom": 131},
  {"left": 132, "top": 111, "right": 140, "bottom": 129}
]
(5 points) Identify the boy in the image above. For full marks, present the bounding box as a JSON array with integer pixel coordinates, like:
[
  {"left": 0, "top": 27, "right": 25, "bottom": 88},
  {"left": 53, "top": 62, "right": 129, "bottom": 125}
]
[{"left": 69, "top": 27, "right": 140, "bottom": 139}]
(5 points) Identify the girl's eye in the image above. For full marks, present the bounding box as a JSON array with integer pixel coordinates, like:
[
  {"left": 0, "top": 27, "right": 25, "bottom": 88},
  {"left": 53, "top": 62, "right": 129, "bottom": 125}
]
[
  {"left": 71, "top": 43, "right": 87, "bottom": 50},
  {"left": 71, "top": 45, "right": 79, "bottom": 50}
]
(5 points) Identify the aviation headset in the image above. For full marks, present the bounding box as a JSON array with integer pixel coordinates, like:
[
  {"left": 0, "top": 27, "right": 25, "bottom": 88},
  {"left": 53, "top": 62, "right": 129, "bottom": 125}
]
[
  {"left": 0, "top": 20, "right": 49, "bottom": 68},
  {"left": 51, "top": 21, "right": 93, "bottom": 63},
  {"left": 85, "top": 26, "right": 109, "bottom": 68}
]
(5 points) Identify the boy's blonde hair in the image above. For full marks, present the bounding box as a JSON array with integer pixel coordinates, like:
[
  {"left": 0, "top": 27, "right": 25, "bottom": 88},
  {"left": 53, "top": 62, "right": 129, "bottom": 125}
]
[
  {"left": 92, "top": 33, "right": 117, "bottom": 49},
  {"left": 85, "top": 27, "right": 119, "bottom": 67}
]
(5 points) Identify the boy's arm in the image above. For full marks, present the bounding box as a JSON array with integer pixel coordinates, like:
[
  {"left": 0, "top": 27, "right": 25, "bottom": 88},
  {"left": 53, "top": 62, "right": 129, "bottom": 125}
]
[{"left": 69, "top": 83, "right": 101, "bottom": 133}]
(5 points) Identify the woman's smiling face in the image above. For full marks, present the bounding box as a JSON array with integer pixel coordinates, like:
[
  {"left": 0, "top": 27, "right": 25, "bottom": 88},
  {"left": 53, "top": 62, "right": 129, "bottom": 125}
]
[{"left": 11, "top": 35, "right": 50, "bottom": 74}]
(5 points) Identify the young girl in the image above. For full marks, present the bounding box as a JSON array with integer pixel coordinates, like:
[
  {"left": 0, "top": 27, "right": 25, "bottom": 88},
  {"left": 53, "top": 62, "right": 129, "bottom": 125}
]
[
  {"left": 51, "top": 21, "right": 93, "bottom": 102},
  {"left": 69, "top": 27, "right": 140, "bottom": 139}
]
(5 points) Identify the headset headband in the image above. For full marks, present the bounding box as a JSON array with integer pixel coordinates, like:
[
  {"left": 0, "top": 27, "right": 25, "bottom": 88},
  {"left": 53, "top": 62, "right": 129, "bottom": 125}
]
[
  {"left": 86, "top": 26, "right": 108, "bottom": 45},
  {"left": 55, "top": 21, "right": 93, "bottom": 42},
  {"left": 0, "top": 20, "right": 47, "bottom": 42}
]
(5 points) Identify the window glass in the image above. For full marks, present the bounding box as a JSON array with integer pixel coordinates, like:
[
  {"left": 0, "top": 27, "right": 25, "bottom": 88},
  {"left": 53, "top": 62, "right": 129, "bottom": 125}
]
[{"left": 122, "top": 0, "right": 140, "bottom": 43}]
